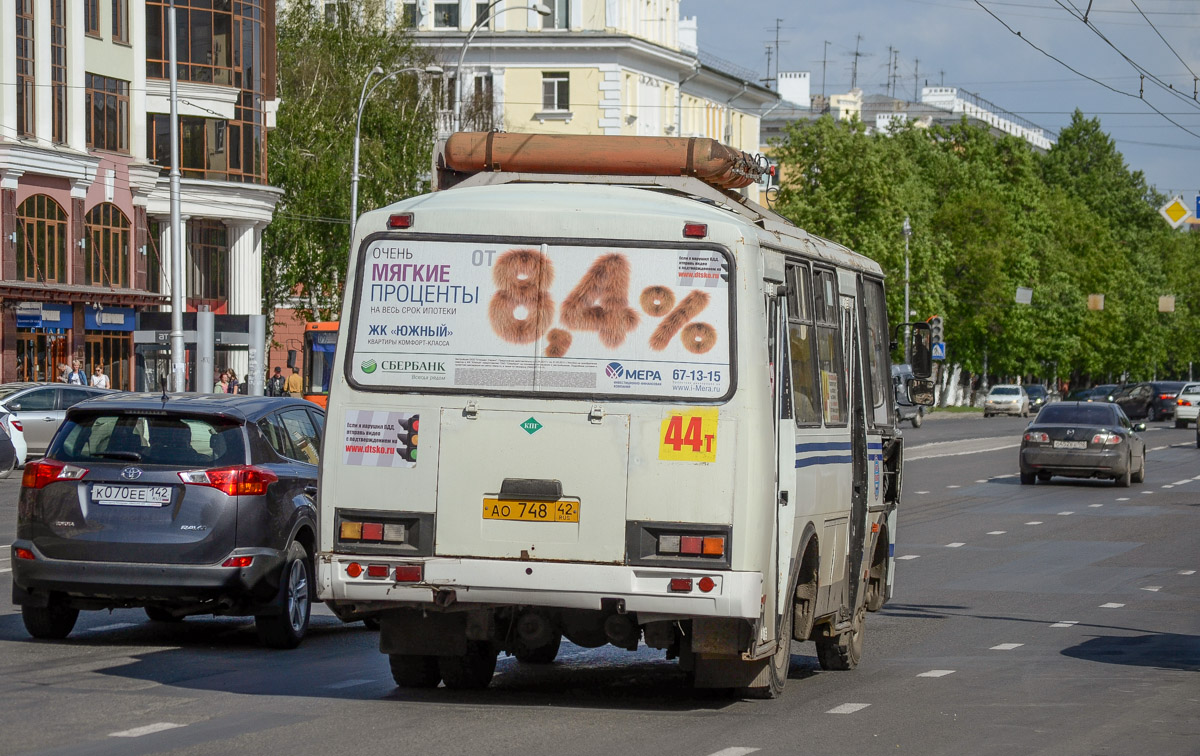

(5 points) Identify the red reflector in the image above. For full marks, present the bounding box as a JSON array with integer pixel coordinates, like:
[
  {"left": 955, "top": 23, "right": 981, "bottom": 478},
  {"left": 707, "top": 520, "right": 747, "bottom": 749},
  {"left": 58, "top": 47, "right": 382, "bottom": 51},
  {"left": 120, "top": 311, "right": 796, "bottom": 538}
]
[
  {"left": 680, "top": 536, "right": 703, "bottom": 555},
  {"left": 394, "top": 565, "right": 423, "bottom": 582},
  {"left": 387, "top": 213, "right": 414, "bottom": 229},
  {"left": 871, "top": 523, "right": 880, "bottom": 533},
  {"left": 668, "top": 578, "right": 693, "bottom": 592},
  {"left": 221, "top": 556, "right": 254, "bottom": 568},
  {"left": 366, "top": 564, "right": 389, "bottom": 578},
  {"left": 682, "top": 223, "right": 708, "bottom": 239},
  {"left": 361, "top": 522, "right": 384, "bottom": 541},
  {"left": 14, "top": 547, "right": 35, "bottom": 561},
  {"left": 698, "top": 576, "right": 715, "bottom": 593},
  {"left": 346, "top": 562, "right": 363, "bottom": 578}
]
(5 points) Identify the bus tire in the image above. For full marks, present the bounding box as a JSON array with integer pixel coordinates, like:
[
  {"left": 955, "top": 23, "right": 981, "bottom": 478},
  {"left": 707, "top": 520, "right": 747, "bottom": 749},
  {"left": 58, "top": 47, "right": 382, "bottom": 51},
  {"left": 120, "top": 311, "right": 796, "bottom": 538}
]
[
  {"left": 865, "top": 536, "right": 888, "bottom": 612},
  {"left": 514, "top": 631, "right": 562, "bottom": 664},
  {"left": 742, "top": 589, "right": 793, "bottom": 699},
  {"left": 816, "top": 606, "right": 865, "bottom": 671},
  {"left": 389, "top": 654, "right": 441, "bottom": 688},
  {"left": 438, "top": 642, "right": 497, "bottom": 690}
]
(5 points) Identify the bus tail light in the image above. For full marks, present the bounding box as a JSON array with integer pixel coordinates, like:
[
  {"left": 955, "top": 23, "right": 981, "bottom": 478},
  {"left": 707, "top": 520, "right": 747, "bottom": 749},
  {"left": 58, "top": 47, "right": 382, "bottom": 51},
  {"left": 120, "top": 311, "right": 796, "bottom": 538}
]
[
  {"left": 682, "top": 222, "right": 708, "bottom": 238},
  {"left": 387, "top": 213, "right": 414, "bottom": 229},
  {"left": 339, "top": 517, "right": 407, "bottom": 544},
  {"left": 669, "top": 578, "right": 693, "bottom": 593}
]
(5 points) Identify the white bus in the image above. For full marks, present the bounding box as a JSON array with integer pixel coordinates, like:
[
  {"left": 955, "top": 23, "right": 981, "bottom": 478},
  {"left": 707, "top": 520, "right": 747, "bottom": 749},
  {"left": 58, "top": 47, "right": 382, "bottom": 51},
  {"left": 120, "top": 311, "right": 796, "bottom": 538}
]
[{"left": 317, "top": 134, "right": 933, "bottom": 697}]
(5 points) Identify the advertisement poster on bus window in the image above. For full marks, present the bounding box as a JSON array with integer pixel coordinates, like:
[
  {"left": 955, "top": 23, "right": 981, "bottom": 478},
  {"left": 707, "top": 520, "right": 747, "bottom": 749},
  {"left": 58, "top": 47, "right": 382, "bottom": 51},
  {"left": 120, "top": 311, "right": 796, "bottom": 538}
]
[{"left": 349, "top": 240, "right": 733, "bottom": 399}]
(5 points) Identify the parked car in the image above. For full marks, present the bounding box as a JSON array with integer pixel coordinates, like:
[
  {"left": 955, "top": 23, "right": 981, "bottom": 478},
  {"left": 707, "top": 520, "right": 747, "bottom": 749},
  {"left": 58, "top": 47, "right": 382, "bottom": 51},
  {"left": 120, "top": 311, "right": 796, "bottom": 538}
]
[
  {"left": 1023, "top": 384, "right": 1051, "bottom": 411},
  {"left": 892, "top": 364, "right": 926, "bottom": 428},
  {"left": 1173, "top": 383, "right": 1200, "bottom": 428},
  {"left": 0, "top": 382, "right": 114, "bottom": 460},
  {"left": 984, "top": 384, "right": 1029, "bottom": 417},
  {"left": 1065, "top": 384, "right": 1118, "bottom": 403},
  {"left": 1, "top": 409, "right": 28, "bottom": 475},
  {"left": 1111, "top": 381, "right": 1189, "bottom": 422},
  {"left": 1019, "top": 401, "right": 1146, "bottom": 486},
  {"left": 0, "top": 413, "right": 16, "bottom": 480},
  {"left": 10, "top": 393, "right": 349, "bottom": 648}
]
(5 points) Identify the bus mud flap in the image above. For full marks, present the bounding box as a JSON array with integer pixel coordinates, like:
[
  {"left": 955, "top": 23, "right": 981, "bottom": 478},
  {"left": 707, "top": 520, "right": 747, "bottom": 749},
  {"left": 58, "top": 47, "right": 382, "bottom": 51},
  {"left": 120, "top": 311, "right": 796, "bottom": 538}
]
[{"left": 379, "top": 609, "right": 469, "bottom": 656}]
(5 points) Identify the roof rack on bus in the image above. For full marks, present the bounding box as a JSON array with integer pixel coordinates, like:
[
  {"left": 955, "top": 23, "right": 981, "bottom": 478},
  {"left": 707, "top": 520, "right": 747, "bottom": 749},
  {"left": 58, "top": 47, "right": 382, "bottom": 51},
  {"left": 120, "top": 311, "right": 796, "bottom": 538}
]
[{"left": 432, "top": 132, "right": 795, "bottom": 230}]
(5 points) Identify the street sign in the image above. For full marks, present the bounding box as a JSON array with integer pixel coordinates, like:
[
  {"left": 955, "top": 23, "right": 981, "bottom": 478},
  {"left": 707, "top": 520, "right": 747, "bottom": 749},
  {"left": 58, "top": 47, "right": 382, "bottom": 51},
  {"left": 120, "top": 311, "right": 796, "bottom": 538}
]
[
  {"left": 1159, "top": 196, "right": 1192, "bottom": 229},
  {"left": 931, "top": 342, "right": 946, "bottom": 361},
  {"left": 1015, "top": 286, "right": 1033, "bottom": 305}
]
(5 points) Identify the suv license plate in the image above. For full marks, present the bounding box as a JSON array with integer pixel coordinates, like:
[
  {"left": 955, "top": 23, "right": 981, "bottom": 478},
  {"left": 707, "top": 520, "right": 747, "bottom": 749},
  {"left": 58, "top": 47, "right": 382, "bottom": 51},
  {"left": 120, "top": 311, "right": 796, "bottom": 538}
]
[
  {"left": 1052, "top": 440, "right": 1087, "bottom": 450},
  {"left": 482, "top": 498, "right": 579, "bottom": 523},
  {"left": 91, "top": 484, "right": 173, "bottom": 507}
]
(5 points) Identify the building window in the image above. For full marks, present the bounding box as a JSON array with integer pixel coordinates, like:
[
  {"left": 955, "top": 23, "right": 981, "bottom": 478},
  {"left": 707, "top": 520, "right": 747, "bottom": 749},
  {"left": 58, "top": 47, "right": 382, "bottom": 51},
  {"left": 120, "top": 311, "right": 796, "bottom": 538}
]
[
  {"left": 16, "top": 0, "right": 34, "bottom": 138},
  {"left": 86, "top": 74, "right": 130, "bottom": 153},
  {"left": 16, "top": 332, "right": 71, "bottom": 383},
  {"left": 112, "top": 0, "right": 128, "bottom": 42},
  {"left": 324, "top": 1, "right": 349, "bottom": 25},
  {"left": 16, "top": 195, "right": 69, "bottom": 284},
  {"left": 85, "top": 203, "right": 131, "bottom": 288},
  {"left": 401, "top": 0, "right": 417, "bottom": 27},
  {"left": 51, "top": 0, "right": 66, "bottom": 143},
  {"left": 461, "top": 73, "right": 494, "bottom": 131},
  {"left": 433, "top": 2, "right": 458, "bottom": 28},
  {"left": 85, "top": 0, "right": 100, "bottom": 36},
  {"left": 85, "top": 331, "right": 133, "bottom": 391},
  {"left": 542, "top": 72, "right": 570, "bottom": 111},
  {"left": 474, "top": 2, "right": 490, "bottom": 28},
  {"left": 187, "top": 220, "right": 229, "bottom": 303},
  {"left": 543, "top": 0, "right": 568, "bottom": 29}
]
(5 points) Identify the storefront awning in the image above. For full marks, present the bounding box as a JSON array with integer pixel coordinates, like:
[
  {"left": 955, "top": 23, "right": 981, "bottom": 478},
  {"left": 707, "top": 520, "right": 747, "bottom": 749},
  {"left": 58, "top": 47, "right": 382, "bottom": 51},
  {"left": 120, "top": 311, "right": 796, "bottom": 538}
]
[{"left": 0, "top": 282, "right": 169, "bottom": 308}]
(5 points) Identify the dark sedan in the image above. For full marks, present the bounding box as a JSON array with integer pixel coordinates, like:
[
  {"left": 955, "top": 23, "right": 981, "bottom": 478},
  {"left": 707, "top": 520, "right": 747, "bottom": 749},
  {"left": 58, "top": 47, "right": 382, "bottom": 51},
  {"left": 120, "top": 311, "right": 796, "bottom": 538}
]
[
  {"left": 1023, "top": 384, "right": 1051, "bottom": 410},
  {"left": 1112, "top": 381, "right": 1189, "bottom": 421},
  {"left": 1019, "top": 402, "right": 1146, "bottom": 487},
  {"left": 11, "top": 393, "right": 331, "bottom": 648}
]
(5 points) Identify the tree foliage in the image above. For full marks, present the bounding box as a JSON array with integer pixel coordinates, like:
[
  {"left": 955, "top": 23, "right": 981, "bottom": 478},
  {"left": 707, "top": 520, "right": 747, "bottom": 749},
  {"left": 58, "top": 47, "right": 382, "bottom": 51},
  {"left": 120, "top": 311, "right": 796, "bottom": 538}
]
[
  {"left": 265, "top": 0, "right": 437, "bottom": 323},
  {"left": 773, "top": 110, "right": 1200, "bottom": 384}
]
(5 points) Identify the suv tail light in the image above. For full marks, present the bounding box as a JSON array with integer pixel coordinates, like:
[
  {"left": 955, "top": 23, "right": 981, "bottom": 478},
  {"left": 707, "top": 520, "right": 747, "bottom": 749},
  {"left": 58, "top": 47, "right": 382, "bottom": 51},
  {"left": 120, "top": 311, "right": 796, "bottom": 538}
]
[
  {"left": 179, "top": 465, "right": 278, "bottom": 496},
  {"left": 22, "top": 460, "right": 88, "bottom": 489},
  {"left": 10, "top": 419, "right": 22, "bottom": 432}
]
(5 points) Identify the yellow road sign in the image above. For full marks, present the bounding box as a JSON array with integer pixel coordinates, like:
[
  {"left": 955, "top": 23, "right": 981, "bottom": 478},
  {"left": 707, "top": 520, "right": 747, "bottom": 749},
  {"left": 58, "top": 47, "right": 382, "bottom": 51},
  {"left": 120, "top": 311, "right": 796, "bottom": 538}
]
[{"left": 1159, "top": 196, "right": 1192, "bottom": 229}]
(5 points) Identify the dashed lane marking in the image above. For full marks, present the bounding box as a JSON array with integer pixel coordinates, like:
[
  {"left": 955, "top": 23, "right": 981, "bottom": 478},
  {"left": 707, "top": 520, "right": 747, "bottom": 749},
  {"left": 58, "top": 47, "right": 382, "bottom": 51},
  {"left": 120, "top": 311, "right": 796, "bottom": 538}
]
[
  {"left": 82, "top": 623, "right": 136, "bottom": 633},
  {"left": 987, "top": 531, "right": 1006, "bottom": 535},
  {"left": 990, "top": 643, "right": 1024, "bottom": 651},
  {"left": 1117, "top": 497, "right": 1130, "bottom": 501},
  {"left": 1174, "top": 479, "right": 1191, "bottom": 486},
  {"left": 1050, "top": 621, "right": 1079, "bottom": 628},
  {"left": 1089, "top": 504, "right": 1103, "bottom": 508},
  {"left": 917, "top": 669, "right": 956, "bottom": 678},
  {"left": 1141, "top": 491, "right": 1154, "bottom": 495},
  {"left": 110, "top": 723, "right": 186, "bottom": 738},
  {"left": 975, "top": 479, "right": 988, "bottom": 483},
  {"left": 1026, "top": 521, "right": 1043, "bottom": 525},
  {"left": 946, "top": 543, "right": 965, "bottom": 548},
  {"left": 1057, "top": 511, "right": 1074, "bottom": 516},
  {"left": 915, "top": 491, "right": 930, "bottom": 495},
  {"left": 1150, "top": 445, "right": 1168, "bottom": 451},
  {"left": 1162, "top": 485, "right": 1174, "bottom": 489},
  {"left": 706, "top": 749, "right": 760, "bottom": 756},
  {"left": 1100, "top": 603, "right": 1125, "bottom": 609},
  {"left": 897, "top": 555, "right": 921, "bottom": 560},
  {"left": 827, "top": 703, "right": 871, "bottom": 714},
  {"left": 1142, "top": 586, "right": 1162, "bottom": 592},
  {"left": 1180, "top": 570, "right": 1196, "bottom": 575},
  {"left": 325, "top": 679, "right": 376, "bottom": 689},
  {"left": 0, "top": 568, "right": 10, "bottom": 574},
  {"left": 946, "top": 485, "right": 961, "bottom": 489}
]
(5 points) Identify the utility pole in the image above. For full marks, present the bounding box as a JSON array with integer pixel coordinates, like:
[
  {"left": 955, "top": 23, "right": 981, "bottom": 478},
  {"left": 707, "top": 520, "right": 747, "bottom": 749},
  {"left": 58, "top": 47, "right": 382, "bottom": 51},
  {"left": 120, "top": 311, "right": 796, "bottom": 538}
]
[
  {"left": 913, "top": 58, "right": 920, "bottom": 101},
  {"left": 822, "top": 40, "right": 830, "bottom": 98},
  {"left": 167, "top": 0, "right": 185, "bottom": 392},
  {"left": 940, "top": 69, "right": 945, "bottom": 86},
  {"left": 851, "top": 33, "right": 863, "bottom": 90},
  {"left": 886, "top": 46, "right": 893, "bottom": 96},
  {"left": 902, "top": 216, "right": 912, "bottom": 364},
  {"left": 892, "top": 49, "right": 900, "bottom": 98},
  {"left": 764, "top": 45, "right": 773, "bottom": 89},
  {"left": 774, "top": 18, "right": 782, "bottom": 86}
]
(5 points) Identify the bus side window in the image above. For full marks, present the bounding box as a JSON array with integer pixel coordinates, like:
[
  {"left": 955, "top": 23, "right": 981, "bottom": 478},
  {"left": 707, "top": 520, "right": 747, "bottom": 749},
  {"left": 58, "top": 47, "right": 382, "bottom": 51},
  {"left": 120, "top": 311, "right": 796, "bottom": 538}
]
[
  {"left": 788, "top": 264, "right": 821, "bottom": 426},
  {"left": 862, "top": 278, "right": 893, "bottom": 427},
  {"left": 813, "top": 268, "right": 846, "bottom": 426}
]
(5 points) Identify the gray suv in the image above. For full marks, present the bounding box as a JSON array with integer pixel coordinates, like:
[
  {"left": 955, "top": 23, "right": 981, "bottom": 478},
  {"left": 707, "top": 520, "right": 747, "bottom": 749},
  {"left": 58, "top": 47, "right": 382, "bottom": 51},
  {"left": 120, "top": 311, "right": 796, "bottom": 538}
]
[
  {"left": 0, "top": 382, "right": 113, "bottom": 460},
  {"left": 892, "top": 364, "right": 925, "bottom": 428},
  {"left": 11, "top": 393, "right": 337, "bottom": 648}
]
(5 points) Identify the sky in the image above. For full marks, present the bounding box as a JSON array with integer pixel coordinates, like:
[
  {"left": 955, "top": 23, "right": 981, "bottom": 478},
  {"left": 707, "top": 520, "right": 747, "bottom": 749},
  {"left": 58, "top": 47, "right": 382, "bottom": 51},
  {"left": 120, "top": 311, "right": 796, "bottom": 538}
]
[{"left": 680, "top": 0, "right": 1200, "bottom": 201}]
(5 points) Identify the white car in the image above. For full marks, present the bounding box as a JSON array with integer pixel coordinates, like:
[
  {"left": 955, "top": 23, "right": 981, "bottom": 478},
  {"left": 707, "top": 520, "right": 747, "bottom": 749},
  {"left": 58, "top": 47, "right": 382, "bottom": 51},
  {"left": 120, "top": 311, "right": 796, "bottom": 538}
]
[
  {"left": 1174, "top": 383, "right": 1200, "bottom": 428},
  {"left": 984, "top": 384, "right": 1030, "bottom": 418},
  {"left": 0, "top": 409, "right": 26, "bottom": 478}
]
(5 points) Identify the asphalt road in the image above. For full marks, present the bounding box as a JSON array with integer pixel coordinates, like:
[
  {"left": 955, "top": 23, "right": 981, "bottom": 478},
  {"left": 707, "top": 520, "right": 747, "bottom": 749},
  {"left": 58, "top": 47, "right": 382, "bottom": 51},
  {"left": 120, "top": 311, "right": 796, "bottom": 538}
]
[{"left": 0, "top": 413, "right": 1196, "bottom": 756}]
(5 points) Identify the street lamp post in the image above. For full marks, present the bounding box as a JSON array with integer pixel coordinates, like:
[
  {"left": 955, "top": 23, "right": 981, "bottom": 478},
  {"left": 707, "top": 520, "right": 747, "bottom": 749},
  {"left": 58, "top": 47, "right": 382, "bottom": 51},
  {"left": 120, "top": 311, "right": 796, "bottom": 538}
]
[
  {"left": 350, "top": 64, "right": 443, "bottom": 241},
  {"left": 902, "top": 215, "right": 912, "bottom": 364},
  {"left": 453, "top": 1, "right": 551, "bottom": 133}
]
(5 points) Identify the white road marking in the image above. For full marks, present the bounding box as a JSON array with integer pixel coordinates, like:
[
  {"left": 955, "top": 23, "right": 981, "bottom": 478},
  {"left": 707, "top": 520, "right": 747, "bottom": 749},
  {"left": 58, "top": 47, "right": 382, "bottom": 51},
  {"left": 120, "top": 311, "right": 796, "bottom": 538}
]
[
  {"left": 994, "top": 473, "right": 1016, "bottom": 479},
  {"left": 907, "top": 439, "right": 1021, "bottom": 460},
  {"left": 1193, "top": 475, "right": 1200, "bottom": 481},
  {"left": 987, "top": 531, "right": 1006, "bottom": 535},
  {"left": 325, "top": 679, "right": 375, "bottom": 689},
  {"left": 917, "top": 669, "right": 956, "bottom": 678},
  {"left": 1089, "top": 504, "right": 1103, "bottom": 508},
  {"left": 1116, "top": 497, "right": 1130, "bottom": 501},
  {"left": 1099, "top": 603, "right": 1125, "bottom": 609},
  {"left": 1026, "top": 521, "right": 1043, "bottom": 525},
  {"left": 915, "top": 491, "right": 930, "bottom": 495},
  {"left": 1050, "top": 621, "right": 1078, "bottom": 628},
  {"left": 1180, "top": 570, "right": 1196, "bottom": 576},
  {"left": 0, "top": 568, "right": 10, "bottom": 574},
  {"left": 1057, "top": 511, "right": 1074, "bottom": 516},
  {"left": 1162, "top": 485, "right": 1174, "bottom": 489},
  {"left": 1141, "top": 586, "right": 1162, "bottom": 592},
  {"left": 1141, "top": 491, "right": 1154, "bottom": 495},
  {"left": 109, "top": 723, "right": 185, "bottom": 738},
  {"left": 975, "top": 479, "right": 988, "bottom": 483},
  {"left": 897, "top": 555, "right": 921, "bottom": 560},
  {"left": 826, "top": 703, "right": 871, "bottom": 714},
  {"left": 990, "top": 643, "right": 1024, "bottom": 651},
  {"left": 81, "top": 623, "right": 136, "bottom": 633},
  {"left": 946, "top": 542, "right": 965, "bottom": 548},
  {"left": 1173, "top": 479, "right": 1191, "bottom": 486},
  {"left": 946, "top": 485, "right": 961, "bottom": 489},
  {"left": 706, "top": 749, "right": 761, "bottom": 756},
  {"left": 1150, "top": 445, "right": 1168, "bottom": 451}
]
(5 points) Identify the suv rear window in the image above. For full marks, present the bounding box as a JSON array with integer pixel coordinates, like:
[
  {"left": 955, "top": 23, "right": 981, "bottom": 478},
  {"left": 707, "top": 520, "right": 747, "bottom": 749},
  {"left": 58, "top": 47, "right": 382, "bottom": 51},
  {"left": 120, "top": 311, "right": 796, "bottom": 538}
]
[
  {"left": 51, "top": 413, "right": 246, "bottom": 467},
  {"left": 348, "top": 238, "right": 734, "bottom": 401}
]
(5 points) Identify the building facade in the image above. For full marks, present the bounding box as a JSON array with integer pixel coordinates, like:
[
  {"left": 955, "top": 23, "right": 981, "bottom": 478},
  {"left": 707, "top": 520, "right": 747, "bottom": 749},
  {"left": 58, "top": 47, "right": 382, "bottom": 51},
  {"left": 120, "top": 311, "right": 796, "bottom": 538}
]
[{"left": 0, "top": 0, "right": 280, "bottom": 390}]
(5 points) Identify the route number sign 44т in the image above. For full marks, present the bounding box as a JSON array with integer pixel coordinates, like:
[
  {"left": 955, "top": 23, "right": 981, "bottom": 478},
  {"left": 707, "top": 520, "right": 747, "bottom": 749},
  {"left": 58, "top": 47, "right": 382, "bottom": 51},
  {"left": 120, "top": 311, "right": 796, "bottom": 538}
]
[
  {"left": 659, "top": 408, "right": 718, "bottom": 463},
  {"left": 482, "top": 498, "right": 580, "bottom": 523}
]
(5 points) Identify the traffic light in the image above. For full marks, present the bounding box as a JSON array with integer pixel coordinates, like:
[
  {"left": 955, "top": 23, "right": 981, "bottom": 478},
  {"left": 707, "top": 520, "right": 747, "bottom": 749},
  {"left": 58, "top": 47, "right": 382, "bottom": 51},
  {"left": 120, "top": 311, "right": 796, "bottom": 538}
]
[
  {"left": 396, "top": 415, "right": 419, "bottom": 463},
  {"left": 928, "top": 315, "right": 944, "bottom": 345}
]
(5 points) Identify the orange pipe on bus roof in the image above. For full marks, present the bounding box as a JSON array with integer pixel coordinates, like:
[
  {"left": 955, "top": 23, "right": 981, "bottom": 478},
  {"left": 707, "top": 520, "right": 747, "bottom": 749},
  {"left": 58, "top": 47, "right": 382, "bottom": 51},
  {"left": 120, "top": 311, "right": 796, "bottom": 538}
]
[{"left": 443, "top": 133, "right": 764, "bottom": 190}]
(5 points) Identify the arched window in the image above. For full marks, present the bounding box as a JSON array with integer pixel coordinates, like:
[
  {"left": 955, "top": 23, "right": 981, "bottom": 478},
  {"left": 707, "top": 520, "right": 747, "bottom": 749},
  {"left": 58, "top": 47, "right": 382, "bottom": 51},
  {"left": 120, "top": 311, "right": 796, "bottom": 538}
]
[
  {"left": 16, "top": 195, "right": 68, "bottom": 283},
  {"left": 84, "top": 203, "right": 131, "bottom": 287}
]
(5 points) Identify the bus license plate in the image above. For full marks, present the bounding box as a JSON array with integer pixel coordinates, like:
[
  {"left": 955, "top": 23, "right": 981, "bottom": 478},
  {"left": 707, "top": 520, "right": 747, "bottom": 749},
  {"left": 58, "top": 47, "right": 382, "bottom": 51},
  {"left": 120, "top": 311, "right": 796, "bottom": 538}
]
[
  {"left": 91, "top": 484, "right": 173, "bottom": 507},
  {"left": 482, "top": 498, "right": 579, "bottom": 523}
]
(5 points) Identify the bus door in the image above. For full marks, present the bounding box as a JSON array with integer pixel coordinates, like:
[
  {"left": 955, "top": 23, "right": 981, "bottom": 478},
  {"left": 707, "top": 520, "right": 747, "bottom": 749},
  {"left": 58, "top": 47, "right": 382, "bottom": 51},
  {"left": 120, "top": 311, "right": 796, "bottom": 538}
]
[
  {"left": 841, "top": 292, "right": 869, "bottom": 615},
  {"left": 768, "top": 288, "right": 797, "bottom": 623}
]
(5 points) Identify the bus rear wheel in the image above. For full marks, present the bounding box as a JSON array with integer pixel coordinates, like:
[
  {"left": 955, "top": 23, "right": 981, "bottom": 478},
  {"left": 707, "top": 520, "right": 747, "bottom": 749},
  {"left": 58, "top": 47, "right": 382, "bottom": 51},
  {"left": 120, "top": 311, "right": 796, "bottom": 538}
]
[{"left": 816, "top": 606, "right": 865, "bottom": 671}]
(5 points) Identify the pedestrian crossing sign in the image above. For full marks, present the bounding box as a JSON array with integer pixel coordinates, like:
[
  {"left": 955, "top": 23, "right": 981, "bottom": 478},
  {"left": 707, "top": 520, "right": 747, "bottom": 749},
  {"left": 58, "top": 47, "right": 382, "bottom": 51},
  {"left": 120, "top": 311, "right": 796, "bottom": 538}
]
[{"left": 931, "top": 342, "right": 946, "bottom": 361}]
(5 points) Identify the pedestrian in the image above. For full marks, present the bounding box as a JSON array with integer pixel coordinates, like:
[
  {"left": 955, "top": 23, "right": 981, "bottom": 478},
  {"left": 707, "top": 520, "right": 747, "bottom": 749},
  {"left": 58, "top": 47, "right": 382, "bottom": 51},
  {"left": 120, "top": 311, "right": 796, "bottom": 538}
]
[
  {"left": 227, "top": 370, "right": 240, "bottom": 394},
  {"left": 267, "top": 366, "right": 285, "bottom": 397},
  {"left": 284, "top": 366, "right": 303, "bottom": 397},
  {"left": 57, "top": 363, "right": 71, "bottom": 383},
  {"left": 213, "top": 368, "right": 230, "bottom": 394},
  {"left": 66, "top": 359, "right": 88, "bottom": 385},
  {"left": 238, "top": 373, "right": 249, "bottom": 395},
  {"left": 90, "top": 365, "right": 110, "bottom": 389}
]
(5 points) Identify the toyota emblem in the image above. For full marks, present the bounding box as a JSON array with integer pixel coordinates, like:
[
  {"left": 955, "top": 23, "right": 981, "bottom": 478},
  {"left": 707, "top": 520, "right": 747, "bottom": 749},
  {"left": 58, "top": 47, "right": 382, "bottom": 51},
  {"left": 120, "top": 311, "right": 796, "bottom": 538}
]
[{"left": 120, "top": 467, "right": 143, "bottom": 480}]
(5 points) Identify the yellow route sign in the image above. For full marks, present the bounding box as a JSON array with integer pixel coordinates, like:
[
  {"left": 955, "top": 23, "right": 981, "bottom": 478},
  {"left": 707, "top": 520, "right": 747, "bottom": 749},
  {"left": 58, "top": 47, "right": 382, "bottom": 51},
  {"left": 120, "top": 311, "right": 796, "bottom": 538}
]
[{"left": 1159, "top": 196, "right": 1192, "bottom": 229}]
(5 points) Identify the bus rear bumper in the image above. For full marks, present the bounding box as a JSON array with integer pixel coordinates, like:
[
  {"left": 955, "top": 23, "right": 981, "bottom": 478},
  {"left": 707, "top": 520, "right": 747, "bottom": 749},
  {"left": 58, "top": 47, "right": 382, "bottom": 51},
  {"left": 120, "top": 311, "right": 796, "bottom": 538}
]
[{"left": 319, "top": 555, "right": 763, "bottom": 620}]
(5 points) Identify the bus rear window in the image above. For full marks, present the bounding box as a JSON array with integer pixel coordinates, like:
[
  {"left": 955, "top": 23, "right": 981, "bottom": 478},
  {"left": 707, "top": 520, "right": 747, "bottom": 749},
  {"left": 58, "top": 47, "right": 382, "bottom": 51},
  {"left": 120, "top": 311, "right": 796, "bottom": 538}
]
[{"left": 348, "top": 240, "right": 734, "bottom": 400}]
